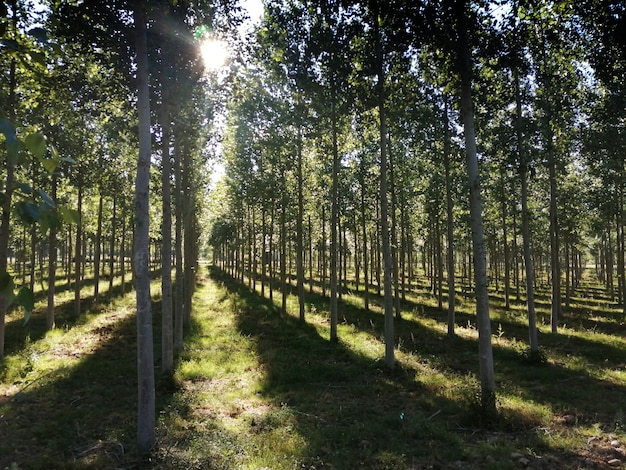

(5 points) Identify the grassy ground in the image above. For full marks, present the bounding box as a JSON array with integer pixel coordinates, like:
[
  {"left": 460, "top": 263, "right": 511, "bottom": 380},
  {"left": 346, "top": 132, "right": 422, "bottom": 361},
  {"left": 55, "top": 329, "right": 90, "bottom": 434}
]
[{"left": 1, "top": 266, "right": 625, "bottom": 469}]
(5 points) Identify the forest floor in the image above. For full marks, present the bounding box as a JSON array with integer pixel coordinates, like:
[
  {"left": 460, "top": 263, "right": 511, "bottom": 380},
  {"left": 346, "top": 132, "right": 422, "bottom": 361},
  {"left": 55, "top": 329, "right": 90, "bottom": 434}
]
[{"left": 1, "top": 266, "right": 625, "bottom": 469}]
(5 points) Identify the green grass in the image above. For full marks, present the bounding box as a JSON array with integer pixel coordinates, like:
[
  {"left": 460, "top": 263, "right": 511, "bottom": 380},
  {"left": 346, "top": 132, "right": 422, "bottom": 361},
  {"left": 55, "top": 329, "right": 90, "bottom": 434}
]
[{"left": 1, "top": 266, "right": 626, "bottom": 469}]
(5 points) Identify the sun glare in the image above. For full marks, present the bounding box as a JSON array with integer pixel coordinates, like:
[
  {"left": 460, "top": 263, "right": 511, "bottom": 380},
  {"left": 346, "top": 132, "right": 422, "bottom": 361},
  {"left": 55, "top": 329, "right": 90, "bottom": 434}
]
[{"left": 200, "top": 39, "right": 229, "bottom": 71}]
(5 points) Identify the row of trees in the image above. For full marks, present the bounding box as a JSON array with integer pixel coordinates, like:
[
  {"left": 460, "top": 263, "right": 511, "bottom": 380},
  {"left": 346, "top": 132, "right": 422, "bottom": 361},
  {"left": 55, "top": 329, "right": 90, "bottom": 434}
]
[
  {"left": 1, "top": 0, "right": 243, "bottom": 450},
  {"left": 209, "top": 0, "right": 626, "bottom": 417},
  {"left": 2, "top": 0, "right": 624, "bottom": 451}
]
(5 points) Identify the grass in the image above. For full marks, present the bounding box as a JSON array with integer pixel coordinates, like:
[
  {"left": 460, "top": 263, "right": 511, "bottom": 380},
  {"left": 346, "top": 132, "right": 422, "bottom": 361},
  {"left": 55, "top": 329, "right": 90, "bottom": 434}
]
[{"left": 1, "top": 265, "right": 625, "bottom": 469}]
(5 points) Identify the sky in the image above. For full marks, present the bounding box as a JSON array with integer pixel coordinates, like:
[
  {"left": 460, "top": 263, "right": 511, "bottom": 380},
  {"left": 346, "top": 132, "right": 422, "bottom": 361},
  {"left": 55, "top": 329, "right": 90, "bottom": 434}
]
[{"left": 240, "top": 0, "right": 264, "bottom": 30}]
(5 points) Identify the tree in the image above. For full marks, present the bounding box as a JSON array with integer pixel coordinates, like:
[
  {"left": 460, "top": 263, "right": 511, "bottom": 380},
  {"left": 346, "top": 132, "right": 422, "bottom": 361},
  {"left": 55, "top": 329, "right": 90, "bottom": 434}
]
[
  {"left": 452, "top": 0, "right": 496, "bottom": 415},
  {"left": 132, "top": 0, "right": 155, "bottom": 452}
]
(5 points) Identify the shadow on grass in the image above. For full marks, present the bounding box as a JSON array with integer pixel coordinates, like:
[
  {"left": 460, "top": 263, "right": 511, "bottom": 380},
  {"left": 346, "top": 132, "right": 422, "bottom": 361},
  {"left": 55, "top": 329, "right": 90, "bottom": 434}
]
[
  {"left": 209, "top": 267, "right": 560, "bottom": 469},
  {"left": 0, "top": 295, "right": 165, "bottom": 469},
  {"left": 1, "top": 269, "right": 166, "bottom": 358},
  {"left": 215, "top": 267, "right": 626, "bottom": 465}
]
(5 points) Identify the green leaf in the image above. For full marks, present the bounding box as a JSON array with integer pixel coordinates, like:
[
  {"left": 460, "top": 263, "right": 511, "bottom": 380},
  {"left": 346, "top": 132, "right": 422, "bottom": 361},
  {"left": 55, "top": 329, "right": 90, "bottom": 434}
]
[
  {"left": 59, "top": 207, "right": 80, "bottom": 224},
  {"left": 41, "top": 157, "right": 59, "bottom": 174},
  {"left": 15, "top": 201, "right": 40, "bottom": 224},
  {"left": 29, "top": 51, "right": 46, "bottom": 66},
  {"left": 24, "top": 132, "right": 46, "bottom": 158},
  {"left": 17, "top": 182, "right": 34, "bottom": 194},
  {"left": 17, "top": 286, "right": 35, "bottom": 325},
  {"left": 38, "top": 189, "right": 56, "bottom": 208},
  {"left": 0, "top": 38, "right": 20, "bottom": 52},
  {"left": 27, "top": 27, "right": 48, "bottom": 43}
]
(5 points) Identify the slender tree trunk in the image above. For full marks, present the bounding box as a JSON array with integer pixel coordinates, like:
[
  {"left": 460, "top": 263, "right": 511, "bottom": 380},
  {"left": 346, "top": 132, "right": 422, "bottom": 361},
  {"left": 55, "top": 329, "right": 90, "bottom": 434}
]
[
  {"left": 182, "top": 149, "right": 195, "bottom": 328},
  {"left": 94, "top": 193, "right": 104, "bottom": 301},
  {"left": 329, "top": 83, "right": 339, "bottom": 342},
  {"left": 308, "top": 215, "right": 313, "bottom": 294},
  {"left": 500, "top": 166, "right": 511, "bottom": 310},
  {"left": 389, "top": 142, "right": 401, "bottom": 319},
  {"left": 74, "top": 185, "right": 83, "bottom": 318},
  {"left": 133, "top": 0, "right": 155, "bottom": 452},
  {"left": 261, "top": 206, "right": 266, "bottom": 296},
  {"left": 516, "top": 71, "right": 538, "bottom": 353},
  {"left": 361, "top": 175, "right": 369, "bottom": 311},
  {"left": 373, "top": 7, "right": 394, "bottom": 368},
  {"left": 0, "top": 0, "right": 18, "bottom": 359},
  {"left": 456, "top": 0, "right": 495, "bottom": 414},
  {"left": 269, "top": 201, "right": 275, "bottom": 301},
  {"left": 281, "top": 189, "right": 288, "bottom": 315},
  {"left": 173, "top": 131, "right": 184, "bottom": 350},
  {"left": 443, "top": 96, "right": 455, "bottom": 335},
  {"left": 617, "top": 187, "right": 626, "bottom": 314},
  {"left": 548, "top": 131, "right": 561, "bottom": 333},
  {"left": 296, "top": 122, "right": 305, "bottom": 320},
  {"left": 109, "top": 194, "right": 117, "bottom": 294},
  {"left": 120, "top": 207, "right": 127, "bottom": 295},
  {"left": 46, "top": 174, "right": 58, "bottom": 330},
  {"left": 160, "top": 47, "right": 174, "bottom": 373}
]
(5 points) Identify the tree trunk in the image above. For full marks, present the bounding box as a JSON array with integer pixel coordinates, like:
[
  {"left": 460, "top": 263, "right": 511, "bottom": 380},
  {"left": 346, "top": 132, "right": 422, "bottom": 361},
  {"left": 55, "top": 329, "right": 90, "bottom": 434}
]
[
  {"left": 74, "top": 185, "right": 83, "bottom": 318},
  {"left": 0, "top": 0, "right": 18, "bottom": 359},
  {"left": 160, "top": 46, "right": 174, "bottom": 373},
  {"left": 361, "top": 172, "right": 369, "bottom": 311},
  {"left": 329, "top": 83, "right": 339, "bottom": 342},
  {"left": 516, "top": 71, "right": 538, "bottom": 353},
  {"left": 46, "top": 174, "right": 58, "bottom": 331},
  {"left": 281, "top": 189, "right": 288, "bottom": 315},
  {"left": 297, "top": 123, "right": 305, "bottom": 320},
  {"left": 174, "top": 127, "right": 184, "bottom": 350},
  {"left": 456, "top": 0, "right": 496, "bottom": 415},
  {"left": 94, "top": 193, "right": 104, "bottom": 301},
  {"left": 373, "top": 6, "right": 394, "bottom": 369},
  {"left": 548, "top": 130, "right": 561, "bottom": 333},
  {"left": 499, "top": 166, "right": 511, "bottom": 310},
  {"left": 108, "top": 194, "right": 117, "bottom": 294},
  {"left": 443, "top": 96, "right": 456, "bottom": 335},
  {"left": 389, "top": 142, "right": 401, "bottom": 319},
  {"left": 133, "top": 1, "right": 156, "bottom": 452}
]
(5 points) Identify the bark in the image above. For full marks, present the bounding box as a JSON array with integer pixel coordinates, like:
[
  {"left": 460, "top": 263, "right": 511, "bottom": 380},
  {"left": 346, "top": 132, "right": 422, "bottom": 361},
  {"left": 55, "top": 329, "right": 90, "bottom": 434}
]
[
  {"left": 499, "top": 166, "right": 511, "bottom": 310},
  {"left": 94, "top": 193, "right": 104, "bottom": 301},
  {"left": 108, "top": 194, "right": 116, "bottom": 294},
  {"left": 133, "top": 1, "right": 155, "bottom": 452},
  {"left": 373, "top": 6, "right": 394, "bottom": 369},
  {"left": 280, "top": 189, "right": 288, "bottom": 315},
  {"left": 296, "top": 124, "right": 305, "bottom": 321},
  {"left": 160, "top": 45, "right": 174, "bottom": 373},
  {"left": 74, "top": 185, "right": 83, "bottom": 318},
  {"left": 389, "top": 142, "right": 401, "bottom": 319},
  {"left": 516, "top": 72, "right": 538, "bottom": 353},
  {"left": 443, "top": 96, "right": 455, "bottom": 335},
  {"left": 308, "top": 215, "right": 314, "bottom": 294},
  {"left": 182, "top": 149, "right": 195, "bottom": 327},
  {"left": 456, "top": 0, "right": 495, "bottom": 414},
  {"left": 46, "top": 175, "right": 58, "bottom": 331},
  {"left": 330, "top": 82, "right": 339, "bottom": 342},
  {"left": 0, "top": 1, "right": 17, "bottom": 358},
  {"left": 548, "top": 130, "right": 561, "bottom": 333},
  {"left": 173, "top": 125, "right": 184, "bottom": 350},
  {"left": 361, "top": 175, "right": 369, "bottom": 311}
]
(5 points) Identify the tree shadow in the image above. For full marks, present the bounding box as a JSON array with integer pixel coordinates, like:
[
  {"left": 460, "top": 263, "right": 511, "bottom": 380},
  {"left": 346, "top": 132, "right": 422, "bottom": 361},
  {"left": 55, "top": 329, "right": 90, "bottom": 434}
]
[
  {"left": 1, "top": 276, "right": 138, "bottom": 358},
  {"left": 0, "top": 296, "right": 165, "bottom": 469},
  {"left": 215, "top": 268, "right": 626, "bottom": 465},
  {"left": 211, "top": 267, "right": 603, "bottom": 468}
]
